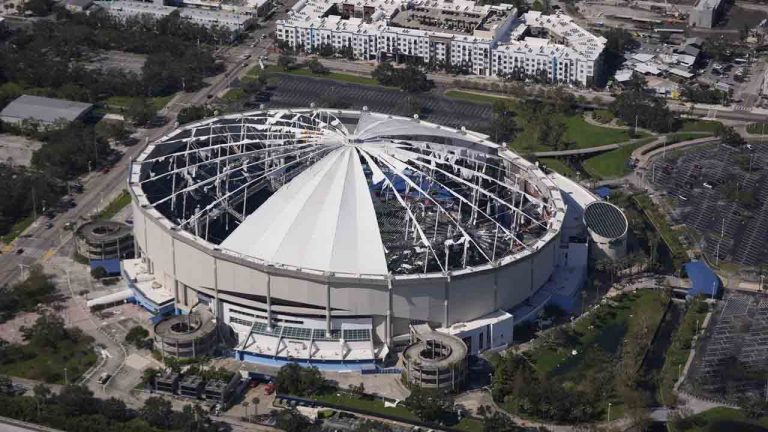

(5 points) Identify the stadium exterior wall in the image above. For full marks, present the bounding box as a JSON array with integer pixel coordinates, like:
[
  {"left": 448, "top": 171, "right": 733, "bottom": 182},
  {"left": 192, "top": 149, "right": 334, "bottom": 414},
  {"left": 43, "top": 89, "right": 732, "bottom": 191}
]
[{"left": 131, "top": 199, "right": 561, "bottom": 346}]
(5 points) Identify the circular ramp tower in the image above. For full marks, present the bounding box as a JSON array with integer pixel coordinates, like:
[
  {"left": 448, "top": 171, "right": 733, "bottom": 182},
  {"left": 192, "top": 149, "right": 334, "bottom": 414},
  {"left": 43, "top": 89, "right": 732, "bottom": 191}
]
[
  {"left": 583, "top": 201, "right": 628, "bottom": 261},
  {"left": 403, "top": 331, "right": 468, "bottom": 392}
]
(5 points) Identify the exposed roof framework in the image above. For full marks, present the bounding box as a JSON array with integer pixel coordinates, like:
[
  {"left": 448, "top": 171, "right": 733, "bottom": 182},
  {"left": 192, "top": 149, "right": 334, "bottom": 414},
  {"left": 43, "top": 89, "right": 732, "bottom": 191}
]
[{"left": 135, "top": 109, "right": 557, "bottom": 276}]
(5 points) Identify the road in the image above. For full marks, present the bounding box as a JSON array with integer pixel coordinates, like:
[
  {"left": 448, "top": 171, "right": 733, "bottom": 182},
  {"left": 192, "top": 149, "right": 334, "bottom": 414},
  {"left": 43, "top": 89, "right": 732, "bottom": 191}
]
[
  {"left": 0, "top": 22, "right": 274, "bottom": 419},
  {"left": 305, "top": 56, "right": 768, "bottom": 123}
]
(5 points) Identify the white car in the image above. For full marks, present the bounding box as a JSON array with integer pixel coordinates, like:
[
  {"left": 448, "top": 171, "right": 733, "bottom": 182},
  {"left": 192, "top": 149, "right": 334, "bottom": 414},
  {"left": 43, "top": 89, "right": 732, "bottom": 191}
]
[{"left": 703, "top": 182, "right": 713, "bottom": 189}]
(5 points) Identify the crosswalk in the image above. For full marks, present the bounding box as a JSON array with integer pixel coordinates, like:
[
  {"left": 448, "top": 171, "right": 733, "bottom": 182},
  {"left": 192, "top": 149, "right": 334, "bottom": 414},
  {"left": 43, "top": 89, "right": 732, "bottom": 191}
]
[{"left": 732, "top": 104, "right": 753, "bottom": 112}]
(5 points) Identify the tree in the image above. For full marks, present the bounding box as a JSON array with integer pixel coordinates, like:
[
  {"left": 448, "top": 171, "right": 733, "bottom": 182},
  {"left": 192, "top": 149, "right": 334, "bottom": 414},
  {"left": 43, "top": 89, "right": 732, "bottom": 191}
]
[
  {"left": 404, "top": 387, "right": 452, "bottom": 423},
  {"left": 372, "top": 61, "right": 397, "bottom": 86},
  {"left": 99, "top": 397, "right": 129, "bottom": 423},
  {"left": 90, "top": 266, "right": 108, "bottom": 280},
  {"left": 278, "top": 54, "right": 296, "bottom": 71},
  {"left": 125, "top": 325, "right": 150, "bottom": 349},
  {"left": 142, "top": 367, "right": 159, "bottom": 385},
  {"left": 126, "top": 97, "right": 156, "bottom": 126},
  {"left": 140, "top": 396, "right": 174, "bottom": 429},
  {"left": 275, "top": 363, "right": 324, "bottom": 396},
  {"left": 349, "top": 382, "right": 365, "bottom": 397},
  {"left": 178, "top": 105, "right": 216, "bottom": 125},
  {"left": 275, "top": 408, "right": 312, "bottom": 432},
  {"left": 490, "top": 100, "right": 517, "bottom": 144},
  {"left": 714, "top": 124, "right": 746, "bottom": 147},
  {"left": 609, "top": 79, "right": 674, "bottom": 133},
  {"left": 398, "top": 65, "right": 433, "bottom": 92},
  {"left": 483, "top": 412, "right": 525, "bottom": 431},
  {"left": 251, "top": 397, "right": 260, "bottom": 418},
  {"left": 242, "top": 401, "right": 250, "bottom": 422},
  {"left": 307, "top": 58, "right": 329, "bottom": 75},
  {"left": 56, "top": 385, "right": 97, "bottom": 417}
]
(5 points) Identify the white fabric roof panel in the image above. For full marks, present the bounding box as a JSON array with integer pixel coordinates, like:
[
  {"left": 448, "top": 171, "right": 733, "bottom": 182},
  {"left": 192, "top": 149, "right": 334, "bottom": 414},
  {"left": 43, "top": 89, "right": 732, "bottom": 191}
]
[{"left": 221, "top": 146, "right": 388, "bottom": 275}]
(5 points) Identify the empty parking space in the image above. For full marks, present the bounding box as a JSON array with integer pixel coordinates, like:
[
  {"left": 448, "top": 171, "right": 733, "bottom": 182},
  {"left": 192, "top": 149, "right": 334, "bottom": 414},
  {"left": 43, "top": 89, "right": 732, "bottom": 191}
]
[
  {"left": 648, "top": 142, "right": 768, "bottom": 267},
  {"left": 264, "top": 75, "right": 494, "bottom": 131},
  {"left": 685, "top": 292, "right": 768, "bottom": 402}
]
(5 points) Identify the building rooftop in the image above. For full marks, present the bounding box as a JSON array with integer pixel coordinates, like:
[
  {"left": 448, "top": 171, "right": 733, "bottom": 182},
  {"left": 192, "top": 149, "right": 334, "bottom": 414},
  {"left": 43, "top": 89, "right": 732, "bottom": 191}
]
[
  {"left": 280, "top": 3, "right": 604, "bottom": 61},
  {"left": 583, "top": 201, "right": 627, "bottom": 239},
  {"left": 0, "top": 95, "right": 92, "bottom": 125}
]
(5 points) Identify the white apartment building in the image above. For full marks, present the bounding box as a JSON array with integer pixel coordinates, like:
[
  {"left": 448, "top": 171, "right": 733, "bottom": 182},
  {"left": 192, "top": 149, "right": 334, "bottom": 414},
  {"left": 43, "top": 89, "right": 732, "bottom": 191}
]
[
  {"left": 276, "top": 1, "right": 606, "bottom": 85},
  {"left": 97, "top": 0, "right": 252, "bottom": 33}
]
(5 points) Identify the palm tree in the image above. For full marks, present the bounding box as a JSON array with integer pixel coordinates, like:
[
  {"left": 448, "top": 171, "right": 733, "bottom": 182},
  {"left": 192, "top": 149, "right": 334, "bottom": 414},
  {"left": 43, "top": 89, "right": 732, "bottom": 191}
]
[
  {"left": 242, "top": 401, "right": 249, "bottom": 422},
  {"left": 251, "top": 397, "right": 260, "bottom": 420}
]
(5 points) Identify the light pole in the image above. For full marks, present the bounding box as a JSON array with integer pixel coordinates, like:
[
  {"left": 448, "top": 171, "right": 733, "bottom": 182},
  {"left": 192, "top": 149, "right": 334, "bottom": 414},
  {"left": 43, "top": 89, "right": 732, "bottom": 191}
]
[{"left": 607, "top": 402, "right": 612, "bottom": 422}]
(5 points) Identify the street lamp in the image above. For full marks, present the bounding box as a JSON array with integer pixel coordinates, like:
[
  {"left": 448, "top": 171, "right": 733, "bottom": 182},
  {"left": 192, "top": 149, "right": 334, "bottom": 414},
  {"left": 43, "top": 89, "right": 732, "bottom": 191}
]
[{"left": 607, "top": 402, "right": 612, "bottom": 422}]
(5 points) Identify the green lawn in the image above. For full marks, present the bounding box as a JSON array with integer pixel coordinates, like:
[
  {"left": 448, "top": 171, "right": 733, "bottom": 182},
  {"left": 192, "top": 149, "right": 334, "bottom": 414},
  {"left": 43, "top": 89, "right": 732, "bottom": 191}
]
[
  {"left": 444, "top": 91, "right": 640, "bottom": 151},
  {"left": 561, "top": 115, "right": 640, "bottom": 149},
  {"left": 103, "top": 95, "right": 174, "bottom": 112},
  {"left": 633, "top": 194, "right": 687, "bottom": 261},
  {"left": 592, "top": 109, "right": 615, "bottom": 124},
  {"left": 313, "top": 391, "right": 485, "bottom": 432},
  {"left": 678, "top": 119, "right": 722, "bottom": 133},
  {"left": 96, "top": 190, "right": 131, "bottom": 220},
  {"left": 581, "top": 138, "right": 655, "bottom": 180},
  {"left": 445, "top": 89, "right": 511, "bottom": 104},
  {"left": 313, "top": 392, "right": 417, "bottom": 421},
  {"left": 251, "top": 64, "right": 380, "bottom": 86},
  {"left": 669, "top": 407, "right": 768, "bottom": 432},
  {"left": 524, "top": 290, "right": 668, "bottom": 420},
  {"left": 0, "top": 334, "right": 97, "bottom": 384},
  {"left": 528, "top": 290, "right": 668, "bottom": 376},
  {"left": 1, "top": 215, "right": 35, "bottom": 244},
  {"left": 746, "top": 122, "right": 768, "bottom": 135},
  {"left": 658, "top": 298, "right": 709, "bottom": 406},
  {"left": 666, "top": 132, "right": 713, "bottom": 144},
  {"left": 455, "top": 417, "right": 485, "bottom": 432},
  {"left": 538, "top": 158, "right": 576, "bottom": 177},
  {"left": 222, "top": 88, "right": 246, "bottom": 102}
]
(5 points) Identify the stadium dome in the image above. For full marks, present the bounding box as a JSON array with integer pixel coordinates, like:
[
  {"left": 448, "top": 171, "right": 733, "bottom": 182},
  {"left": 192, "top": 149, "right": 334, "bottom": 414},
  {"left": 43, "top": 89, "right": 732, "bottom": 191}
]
[{"left": 128, "top": 109, "right": 566, "bottom": 367}]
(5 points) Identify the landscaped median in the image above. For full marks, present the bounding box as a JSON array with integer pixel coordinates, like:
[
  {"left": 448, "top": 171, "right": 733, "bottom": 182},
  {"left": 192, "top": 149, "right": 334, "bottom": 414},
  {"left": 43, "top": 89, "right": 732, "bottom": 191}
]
[
  {"left": 444, "top": 90, "right": 645, "bottom": 153},
  {"left": 632, "top": 194, "right": 687, "bottom": 266},
  {"left": 657, "top": 297, "right": 709, "bottom": 406},
  {"left": 581, "top": 138, "right": 656, "bottom": 180},
  {"left": 246, "top": 63, "right": 380, "bottom": 86},
  {"left": 669, "top": 407, "right": 768, "bottom": 432},
  {"left": 279, "top": 391, "right": 487, "bottom": 432},
  {"left": 96, "top": 189, "right": 131, "bottom": 220},
  {"left": 491, "top": 290, "right": 670, "bottom": 424}
]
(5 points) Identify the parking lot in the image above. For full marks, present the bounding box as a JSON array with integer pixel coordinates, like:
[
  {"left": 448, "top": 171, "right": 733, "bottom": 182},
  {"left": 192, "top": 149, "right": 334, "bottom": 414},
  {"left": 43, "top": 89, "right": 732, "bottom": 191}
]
[
  {"left": 264, "top": 75, "right": 494, "bottom": 132},
  {"left": 84, "top": 50, "right": 147, "bottom": 75},
  {"left": 685, "top": 291, "right": 768, "bottom": 403},
  {"left": 647, "top": 142, "right": 768, "bottom": 267},
  {"left": 0, "top": 134, "right": 42, "bottom": 167}
]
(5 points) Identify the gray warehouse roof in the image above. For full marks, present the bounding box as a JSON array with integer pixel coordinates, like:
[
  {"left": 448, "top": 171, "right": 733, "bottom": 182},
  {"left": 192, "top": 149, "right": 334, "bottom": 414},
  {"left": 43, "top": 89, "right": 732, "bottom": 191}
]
[{"left": 0, "top": 95, "right": 93, "bottom": 125}]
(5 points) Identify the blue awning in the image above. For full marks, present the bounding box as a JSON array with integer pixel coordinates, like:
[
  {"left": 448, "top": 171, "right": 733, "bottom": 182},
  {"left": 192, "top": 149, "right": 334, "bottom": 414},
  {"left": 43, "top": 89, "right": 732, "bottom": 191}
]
[
  {"left": 683, "top": 261, "right": 720, "bottom": 298},
  {"left": 594, "top": 186, "right": 611, "bottom": 199}
]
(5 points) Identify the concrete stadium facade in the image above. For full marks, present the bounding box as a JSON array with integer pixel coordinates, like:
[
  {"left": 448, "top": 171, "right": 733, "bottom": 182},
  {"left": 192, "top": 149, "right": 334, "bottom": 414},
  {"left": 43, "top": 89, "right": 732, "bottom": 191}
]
[{"left": 128, "top": 108, "right": 565, "bottom": 367}]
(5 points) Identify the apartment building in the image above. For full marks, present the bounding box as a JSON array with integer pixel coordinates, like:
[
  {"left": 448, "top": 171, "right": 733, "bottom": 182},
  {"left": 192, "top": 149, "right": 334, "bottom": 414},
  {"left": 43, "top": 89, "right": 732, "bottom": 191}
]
[{"left": 276, "top": 1, "right": 606, "bottom": 85}]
